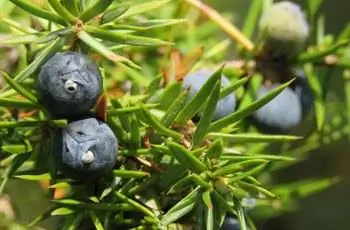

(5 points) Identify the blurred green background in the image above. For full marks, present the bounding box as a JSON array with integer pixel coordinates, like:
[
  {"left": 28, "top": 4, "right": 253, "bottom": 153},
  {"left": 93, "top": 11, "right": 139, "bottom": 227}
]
[{"left": 1, "top": 0, "right": 350, "bottom": 229}]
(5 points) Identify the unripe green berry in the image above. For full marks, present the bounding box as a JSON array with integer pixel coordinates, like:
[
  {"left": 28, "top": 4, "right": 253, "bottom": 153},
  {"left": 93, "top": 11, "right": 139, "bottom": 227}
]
[{"left": 259, "top": 1, "right": 309, "bottom": 60}]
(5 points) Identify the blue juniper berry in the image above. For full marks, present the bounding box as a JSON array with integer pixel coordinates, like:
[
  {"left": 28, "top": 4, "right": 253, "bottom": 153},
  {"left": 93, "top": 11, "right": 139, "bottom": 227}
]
[
  {"left": 38, "top": 52, "right": 102, "bottom": 118},
  {"left": 221, "top": 214, "right": 248, "bottom": 230},
  {"left": 182, "top": 70, "right": 236, "bottom": 121},
  {"left": 53, "top": 118, "right": 118, "bottom": 181},
  {"left": 253, "top": 83, "right": 302, "bottom": 134}
]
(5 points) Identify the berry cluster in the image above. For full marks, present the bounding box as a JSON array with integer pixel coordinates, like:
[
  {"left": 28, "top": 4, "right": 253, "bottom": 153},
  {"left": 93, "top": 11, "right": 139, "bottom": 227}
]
[
  {"left": 38, "top": 52, "right": 118, "bottom": 181},
  {"left": 252, "top": 1, "right": 313, "bottom": 135}
]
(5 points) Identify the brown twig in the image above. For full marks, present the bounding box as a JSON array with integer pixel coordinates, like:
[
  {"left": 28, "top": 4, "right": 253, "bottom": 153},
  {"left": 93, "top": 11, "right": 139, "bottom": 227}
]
[{"left": 184, "top": 0, "right": 254, "bottom": 52}]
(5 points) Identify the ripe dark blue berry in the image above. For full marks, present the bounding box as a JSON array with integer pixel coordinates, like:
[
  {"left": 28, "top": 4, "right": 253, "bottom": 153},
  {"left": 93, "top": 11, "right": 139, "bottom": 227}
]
[
  {"left": 253, "top": 83, "right": 302, "bottom": 134},
  {"left": 182, "top": 70, "right": 236, "bottom": 121},
  {"left": 53, "top": 118, "right": 118, "bottom": 180},
  {"left": 38, "top": 52, "right": 102, "bottom": 118},
  {"left": 220, "top": 215, "right": 245, "bottom": 230}
]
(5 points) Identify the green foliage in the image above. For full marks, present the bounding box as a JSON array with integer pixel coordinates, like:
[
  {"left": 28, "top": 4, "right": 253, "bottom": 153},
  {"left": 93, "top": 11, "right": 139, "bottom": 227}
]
[{"left": 0, "top": 0, "right": 349, "bottom": 229}]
